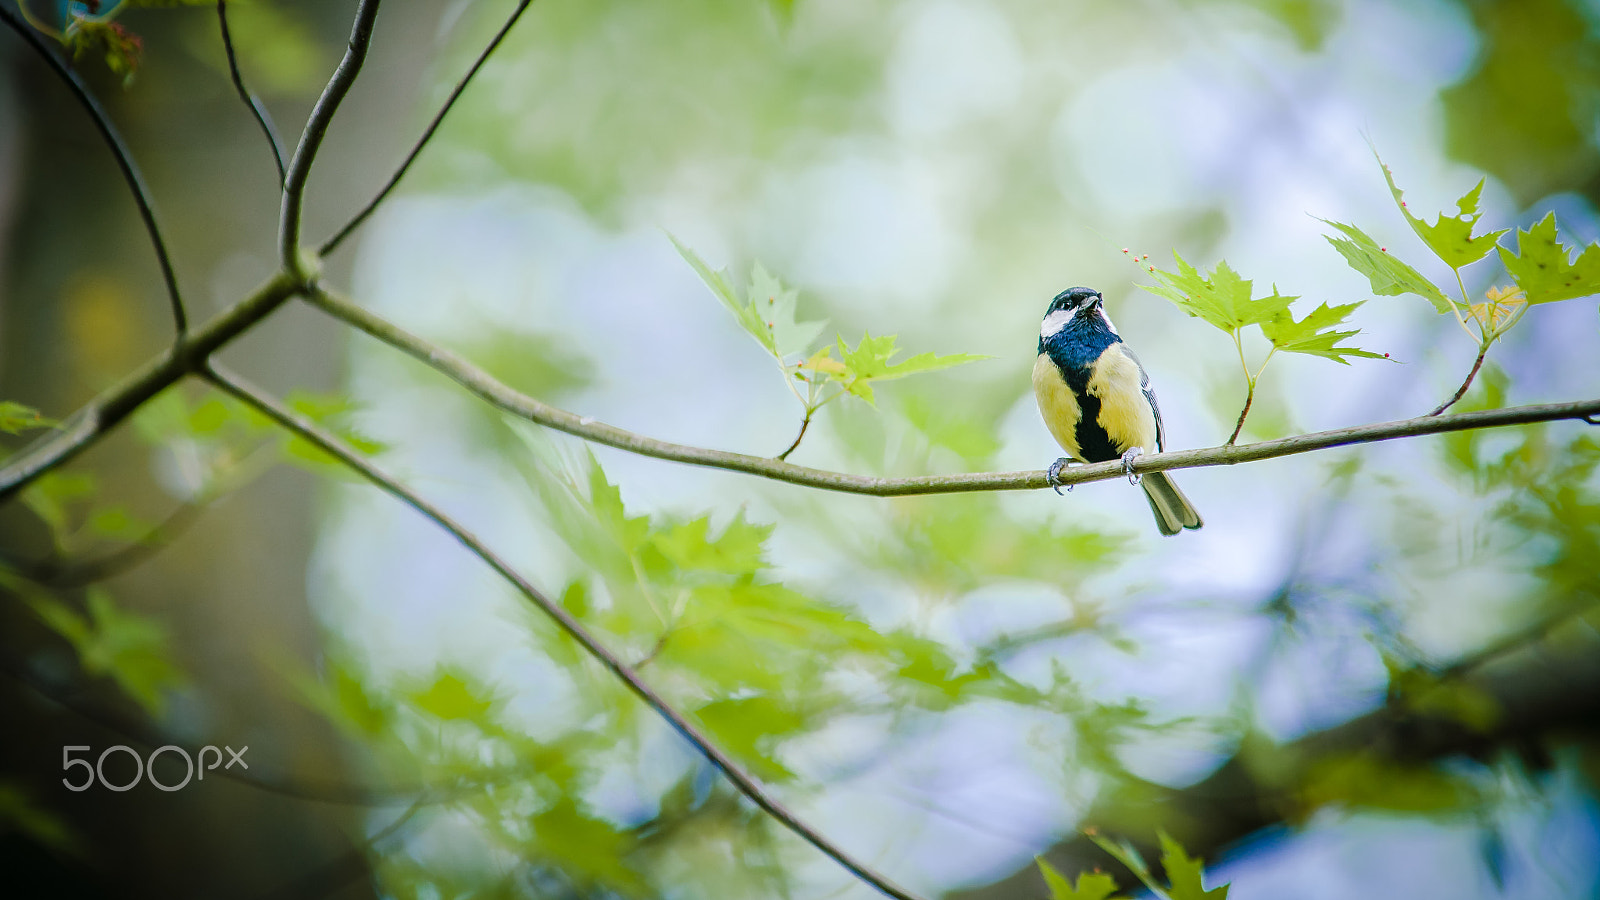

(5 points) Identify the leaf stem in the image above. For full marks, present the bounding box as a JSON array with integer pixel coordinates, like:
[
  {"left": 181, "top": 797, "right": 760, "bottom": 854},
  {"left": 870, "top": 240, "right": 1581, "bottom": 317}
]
[
  {"left": 776, "top": 412, "right": 812, "bottom": 461},
  {"left": 217, "top": 0, "right": 287, "bottom": 186},
  {"left": 1228, "top": 331, "right": 1255, "bottom": 445},
  {"left": 1428, "top": 340, "right": 1490, "bottom": 417},
  {"left": 1228, "top": 381, "right": 1255, "bottom": 446}
]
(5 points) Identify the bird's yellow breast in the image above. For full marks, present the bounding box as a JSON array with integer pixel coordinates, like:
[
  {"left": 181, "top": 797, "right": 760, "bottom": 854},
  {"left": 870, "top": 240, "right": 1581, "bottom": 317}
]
[
  {"left": 1032, "top": 353, "right": 1084, "bottom": 460},
  {"left": 1087, "top": 344, "right": 1158, "bottom": 453},
  {"left": 1033, "top": 344, "right": 1158, "bottom": 461}
]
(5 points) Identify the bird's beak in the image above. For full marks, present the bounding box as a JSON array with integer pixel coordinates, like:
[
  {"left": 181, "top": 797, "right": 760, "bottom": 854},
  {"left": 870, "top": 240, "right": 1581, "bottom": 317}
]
[{"left": 1088, "top": 295, "right": 1104, "bottom": 310}]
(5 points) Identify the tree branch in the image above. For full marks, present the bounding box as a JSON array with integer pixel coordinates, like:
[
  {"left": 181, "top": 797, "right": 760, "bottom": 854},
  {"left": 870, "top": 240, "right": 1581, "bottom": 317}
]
[
  {"left": 0, "top": 270, "right": 301, "bottom": 503},
  {"left": 0, "top": 2, "right": 188, "bottom": 335},
  {"left": 217, "top": 0, "right": 287, "bottom": 186},
  {"left": 200, "top": 362, "right": 928, "bottom": 900},
  {"left": 319, "top": 0, "right": 535, "bottom": 257},
  {"left": 279, "top": 0, "right": 381, "bottom": 272},
  {"left": 304, "top": 287, "right": 1600, "bottom": 497}
]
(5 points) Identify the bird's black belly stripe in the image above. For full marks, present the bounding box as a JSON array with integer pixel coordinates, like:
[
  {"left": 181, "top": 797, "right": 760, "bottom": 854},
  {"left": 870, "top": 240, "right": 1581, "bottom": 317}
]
[
  {"left": 1046, "top": 332, "right": 1123, "bottom": 464},
  {"left": 1072, "top": 394, "right": 1120, "bottom": 463}
]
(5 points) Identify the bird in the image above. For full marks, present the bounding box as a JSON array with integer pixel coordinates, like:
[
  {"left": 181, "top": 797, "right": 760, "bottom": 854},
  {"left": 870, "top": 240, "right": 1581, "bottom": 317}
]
[{"left": 1032, "top": 286, "right": 1202, "bottom": 536}]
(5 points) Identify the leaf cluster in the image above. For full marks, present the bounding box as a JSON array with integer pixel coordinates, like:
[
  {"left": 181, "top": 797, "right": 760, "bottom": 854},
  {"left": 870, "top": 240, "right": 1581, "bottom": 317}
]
[
  {"left": 1038, "top": 830, "right": 1230, "bottom": 900},
  {"left": 675, "top": 239, "right": 987, "bottom": 455},
  {"left": 1324, "top": 153, "right": 1600, "bottom": 351}
]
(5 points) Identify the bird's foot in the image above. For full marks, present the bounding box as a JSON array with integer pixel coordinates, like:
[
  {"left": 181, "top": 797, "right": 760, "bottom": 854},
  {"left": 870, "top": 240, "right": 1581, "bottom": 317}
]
[
  {"left": 1046, "top": 458, "right": 1075, "bottom": 495},
  {"left": 1121, "top": 447, "right": 1144, "bottom": 485}
]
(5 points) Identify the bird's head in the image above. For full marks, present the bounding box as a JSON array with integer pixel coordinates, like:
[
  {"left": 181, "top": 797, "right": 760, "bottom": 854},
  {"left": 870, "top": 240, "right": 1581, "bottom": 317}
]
[{"left": 1041, "top": 286, "right": 1114, "bottom": 338}]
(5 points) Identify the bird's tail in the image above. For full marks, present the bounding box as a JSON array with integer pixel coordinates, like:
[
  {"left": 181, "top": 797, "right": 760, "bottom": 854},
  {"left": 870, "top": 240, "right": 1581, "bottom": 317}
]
[{"left": 1141, "top": 471, "right": 1203, "bottom": 536}]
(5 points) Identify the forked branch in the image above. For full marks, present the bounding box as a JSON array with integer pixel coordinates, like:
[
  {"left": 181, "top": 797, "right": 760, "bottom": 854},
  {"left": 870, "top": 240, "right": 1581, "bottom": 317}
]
[{"left": 320, "top": 0, "right": 537, "bottom": 256}]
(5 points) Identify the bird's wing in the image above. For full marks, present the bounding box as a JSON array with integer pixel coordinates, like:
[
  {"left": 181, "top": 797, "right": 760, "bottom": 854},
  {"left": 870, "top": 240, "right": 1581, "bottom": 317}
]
[{"left": 1122, "top": 345, "right": 1165, "bottom": 453}]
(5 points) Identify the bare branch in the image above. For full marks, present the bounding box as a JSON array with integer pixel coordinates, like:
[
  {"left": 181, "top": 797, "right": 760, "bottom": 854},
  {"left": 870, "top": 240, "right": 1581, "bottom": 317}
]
[
  {"left": 0, "top": 2, "right": 188, "bottom": 334},
  {"left": 0, "top": 270, "right": 301, "bottom": 503},
  {"left": 305, "top": 287, "right": 1600, "bottom": 497},
  {"left": 279, "top": 0, "right": 382, "bottom": 272},
  {"left": 217, "top": 0, "right": 287, "bottom": 186},
  {"left": 320, "top": 0, "right": 535, "bottom": 256},
  {"left": 201, "top": 362, "right": 929, "bottom": 900}
]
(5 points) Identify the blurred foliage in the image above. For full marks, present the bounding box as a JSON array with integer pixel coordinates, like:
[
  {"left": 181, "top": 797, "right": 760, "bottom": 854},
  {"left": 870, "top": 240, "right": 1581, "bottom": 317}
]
[
  {"left": 5, "top": 0, "right": 1600, "bottom": 896},
  {"left": 1441, "top": 0, "right": 1600, "bottom": 208}
]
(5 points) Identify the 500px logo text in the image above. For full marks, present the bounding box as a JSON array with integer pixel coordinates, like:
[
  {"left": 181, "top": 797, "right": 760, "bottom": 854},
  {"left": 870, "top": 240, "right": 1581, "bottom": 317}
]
[{"left": 62, "top": 745, "right": 248, "bottom": 792}]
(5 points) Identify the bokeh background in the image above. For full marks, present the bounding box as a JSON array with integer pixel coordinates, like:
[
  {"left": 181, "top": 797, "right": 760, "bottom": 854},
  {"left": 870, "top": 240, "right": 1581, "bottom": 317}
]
[{"left": 3, "top": 0, "right": 1600, "bottom": 897}]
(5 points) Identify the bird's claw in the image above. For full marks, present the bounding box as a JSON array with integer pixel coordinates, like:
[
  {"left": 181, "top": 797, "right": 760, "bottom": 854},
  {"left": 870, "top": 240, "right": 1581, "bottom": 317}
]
[
  {"left": 1046, "top": 458, "right": 1074, "bottom": 495},
  {"left": 1121, "top": 447, "right": 1144, "bottom": 485}
]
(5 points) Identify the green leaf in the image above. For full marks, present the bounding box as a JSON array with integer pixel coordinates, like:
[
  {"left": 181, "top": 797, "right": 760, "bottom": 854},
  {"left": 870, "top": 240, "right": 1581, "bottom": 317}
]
[
  {"left": 1159, "top": 830, "right": 1229, "bottom": 900},
  {"left": 1377, "top": 156, "right": 1508, "bottom": 268},
  {"left": 280, "top": 390, "right": 387, "bottom": 470},
  {"left": 1140, "top": 254, "right": 1295, "bottom": 334},
  {"left": 86, "top": 505, "right": 155, "bottom": 542},
  {"left": 529, "top": 797, "right": 644, "bottom": 892},
  {"left": 585, "top": 453, "right": 651, "bottom": 553},
  {"left": 829, "top": 332, "right": 989, "bottom": 405},
  {"left": 673, "top": 237, "right": 779, "bottom": 354},
  {"left": 20, "top": 471, "right": 97, "bottom": 539},
  {"left": 693, "top": 693, "right": 805, "bottom": 781},
  {"left": 62, "top": 19, "right": 142, "bottom": 86},
  {"left": 1320, "top": 220, "right": 1455, "bottom": 313},
  {"left": 409, "top": 671, "right": 496, "bottom": 721},
  {"left": 1260, "top": 301, "right": 1385, "bottom": 364},
  {"left": 748, "top": 263, "right": 827, "bottom": 358},
  {"left": 1497, "top": 212, "right": 1600, "bottom": 305},
  {"left": 0, "top": 401, "right": 56, "bottom": 435},
  {"left": 651, "top": 511, "right": 771, "bottom": 575},
  {"left": 27, "top": 589, "right": 185, "bottom": 715},
  {"left": 1039, "top": 859, "right": 1126, "bottom": 900}
]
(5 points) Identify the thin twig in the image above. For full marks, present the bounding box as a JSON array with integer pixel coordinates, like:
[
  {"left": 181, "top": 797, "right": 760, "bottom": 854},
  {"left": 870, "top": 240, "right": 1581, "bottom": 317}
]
[
  {"left": 320, "top": 0, "right": 535, "bottom": 256},
  {"left": 217, "top": 0, "right": 287, "bottom": 186},
  {"left": 0, "top": 2, "right": 188, "bottom": 335},
  {"left": 776, "top": 413, "right": 811, "bottom": 460},
  {"left": 1429, "top": 341, "right": 1490, "bottom": 417},
  {"left": 1227, "top": 382, "right": 1253, "bottom": 446},
  {"left": 0, "top": 270, "right": 301, "bottom": 503},
  {"left": 201, "top": 362, "right": 929, "bottom": 900},
  {"left": 303, "top": 287, "right": 1600, "bottom": 496},
  {"left": 280, "top": 0, "right": 382, "bottom": 271}
]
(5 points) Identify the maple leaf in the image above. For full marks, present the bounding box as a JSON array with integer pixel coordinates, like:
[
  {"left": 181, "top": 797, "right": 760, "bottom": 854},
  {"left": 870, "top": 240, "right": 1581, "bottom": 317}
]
[
  {"left": 1497, "top": 212, "right": 1600, "bottom": 305},
  {"left": 1260, "top": 301, "right": 1385, "bottom": 364},
  {"left": 1377, "top": 155, "right": 1507, "bottom": 268},
  {"left": 1320, "top": 219, "right": 1454, "bottom": 313},
  {"left": 1140, "top": 254, "right": 1294, "bottom": 334}
]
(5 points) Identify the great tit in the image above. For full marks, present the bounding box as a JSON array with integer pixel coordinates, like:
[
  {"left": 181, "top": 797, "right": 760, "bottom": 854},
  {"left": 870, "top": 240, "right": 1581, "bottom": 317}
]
[{"left": 1033, "top": 286, "right": 1202, "bottom": 536}]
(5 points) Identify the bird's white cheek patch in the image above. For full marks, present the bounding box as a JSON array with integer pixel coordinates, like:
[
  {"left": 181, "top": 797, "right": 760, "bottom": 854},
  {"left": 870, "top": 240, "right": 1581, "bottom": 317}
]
[{"left": 1040, "top": 310, "right": 1074, "bottom": 339}]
